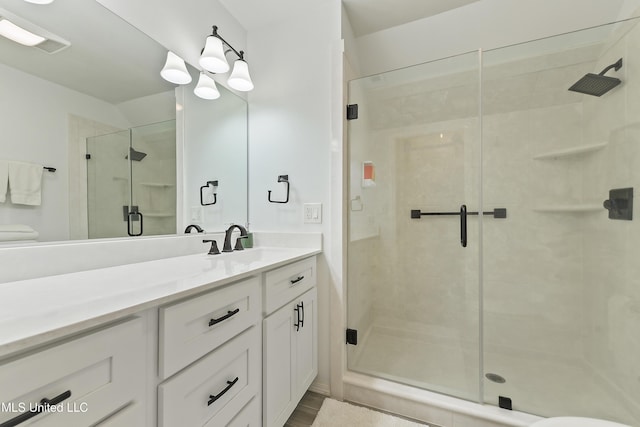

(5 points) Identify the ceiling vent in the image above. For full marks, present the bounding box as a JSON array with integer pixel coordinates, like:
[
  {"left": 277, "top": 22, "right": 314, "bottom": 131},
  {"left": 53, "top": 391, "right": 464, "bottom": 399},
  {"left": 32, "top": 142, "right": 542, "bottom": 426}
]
[{"left": 34, "top": 37, "right": 69, "bottom": 54}]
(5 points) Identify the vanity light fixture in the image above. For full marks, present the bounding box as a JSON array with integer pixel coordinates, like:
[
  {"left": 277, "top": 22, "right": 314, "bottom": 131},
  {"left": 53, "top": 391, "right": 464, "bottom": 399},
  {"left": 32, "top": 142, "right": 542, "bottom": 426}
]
[
  {"left": 160, "top": 25, "right": 253, "bottom": 99},
  {"left": 200, "top": 25, "right": 253, "bottom": 92},
  {"left": 0, "top": 18, "right": 45, "bottom": 46},
  {"left": 194, "top": 72, "right": 221, "bottom": 100},
  {"left": 23, "top": 0, "right": 55, "bottom": 4},
  {"left": 160, "top": 51, "right": 192, "bottom": 85}
]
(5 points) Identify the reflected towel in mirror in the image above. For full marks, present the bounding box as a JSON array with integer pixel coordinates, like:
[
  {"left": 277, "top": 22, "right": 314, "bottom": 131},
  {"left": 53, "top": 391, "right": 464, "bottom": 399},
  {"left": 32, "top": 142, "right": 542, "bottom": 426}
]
[
  {"left": 0, "top": 160, "right": 7, "bottom": 203},
  {"left": 8, "top": 161, "right": 43, "bottom": 206},
  {"left": 0, "top": 224, "right": 39, "bottom": 242}
]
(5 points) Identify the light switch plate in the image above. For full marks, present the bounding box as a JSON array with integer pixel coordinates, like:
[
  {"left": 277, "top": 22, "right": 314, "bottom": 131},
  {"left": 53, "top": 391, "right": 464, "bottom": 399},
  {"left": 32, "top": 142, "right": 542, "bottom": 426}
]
[{"left": 303, "top": 203, "right": 322, "bottom": 224}]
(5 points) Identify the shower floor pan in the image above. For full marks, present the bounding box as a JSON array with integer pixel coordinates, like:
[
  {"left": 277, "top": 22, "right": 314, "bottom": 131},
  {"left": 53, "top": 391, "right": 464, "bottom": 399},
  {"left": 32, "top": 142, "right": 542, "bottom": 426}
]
[{"left": 349, "top": 324, "right": 638, "bottom": 425}]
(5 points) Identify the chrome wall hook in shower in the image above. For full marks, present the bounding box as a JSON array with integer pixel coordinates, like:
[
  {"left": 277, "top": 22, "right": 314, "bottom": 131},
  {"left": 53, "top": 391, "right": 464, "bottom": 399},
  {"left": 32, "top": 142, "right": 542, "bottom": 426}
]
[
  {"left": 268, "top": 175, "right": 290, "bottom": 204},
  {"left": 200, "top": 180, "right": 218, "bottom": 206}
]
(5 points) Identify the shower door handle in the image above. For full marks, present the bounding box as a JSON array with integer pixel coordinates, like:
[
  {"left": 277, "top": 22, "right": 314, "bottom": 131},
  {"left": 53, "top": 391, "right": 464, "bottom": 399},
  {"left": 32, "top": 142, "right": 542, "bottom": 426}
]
[
  {"left": 460, "top": 204, "right": 467, "bottom": 248},
  {"left": 127, "top": 211, "right": 143, "bottom": 236}
]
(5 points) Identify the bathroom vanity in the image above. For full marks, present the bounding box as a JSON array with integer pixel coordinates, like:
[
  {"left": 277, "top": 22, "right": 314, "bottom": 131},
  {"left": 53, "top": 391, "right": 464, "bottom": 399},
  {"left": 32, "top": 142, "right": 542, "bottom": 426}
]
[{"left": 0, "top": 242, "right": 319, "bottom": 426}]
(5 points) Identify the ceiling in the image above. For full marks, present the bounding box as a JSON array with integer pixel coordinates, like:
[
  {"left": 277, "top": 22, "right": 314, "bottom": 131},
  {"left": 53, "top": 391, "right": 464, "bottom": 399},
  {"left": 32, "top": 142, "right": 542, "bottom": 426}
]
[
  {"left": 342, "top": 0, "right": 481, "bottom": 37},
  {"left": 0, "top": 0, "right": 173, "bottom": 104},
  {"left": 219, "top": 0, "right": 481, "bottom": 36}
]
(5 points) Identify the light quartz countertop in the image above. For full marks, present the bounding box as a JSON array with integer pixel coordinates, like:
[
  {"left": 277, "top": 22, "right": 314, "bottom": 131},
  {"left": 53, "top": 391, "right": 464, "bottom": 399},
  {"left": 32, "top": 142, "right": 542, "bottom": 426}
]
[{"left": 0, "top": 246, "right": 320, "bottom": 358}]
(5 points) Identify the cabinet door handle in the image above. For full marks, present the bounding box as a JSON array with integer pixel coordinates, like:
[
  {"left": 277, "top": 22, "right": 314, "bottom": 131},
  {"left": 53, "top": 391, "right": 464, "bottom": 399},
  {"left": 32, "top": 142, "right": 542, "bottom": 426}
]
[
  {"left": 294, "top": 305, "right": 301, "bottom": 331},
  {"left": 207, "top": 377, "right": 238, "bottom": 406},
  {"left": 290, "top": 275, "right": 304, "bottom": 285},
  {"left": 299, "top": 301, "right": 305, "bottom": 328},
  {"left": 209, "top": 308, "right": 240, "bottom": 327},
  {"left": 0, "top": 390, "right": 71, "bottom": 427}
]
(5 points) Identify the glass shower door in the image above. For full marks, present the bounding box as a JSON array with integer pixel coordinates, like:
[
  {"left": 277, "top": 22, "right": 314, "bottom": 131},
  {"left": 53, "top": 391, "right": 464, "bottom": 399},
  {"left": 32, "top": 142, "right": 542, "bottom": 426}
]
[
  {"left": 86, "top": 129, "right": 131, "bottom": 239},
  {"left": 346, "top": 51, "right": 483, "bottom": 401},
  {"left": 481, "top": 21, "right": 640, "bottom": 424},
  {"left": 86, "top": 120, "right": 176, "bottom": 239},
  {"left": 130, "top": 120, "right": 177, "bottom": 237}
]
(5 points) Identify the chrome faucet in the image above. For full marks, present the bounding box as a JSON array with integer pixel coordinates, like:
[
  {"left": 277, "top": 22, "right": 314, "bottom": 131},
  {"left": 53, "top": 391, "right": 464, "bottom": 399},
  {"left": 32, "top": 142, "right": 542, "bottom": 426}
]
[
  {"left": 184, "top": 224, "right": 204, "bottom": 233},
  {"left": 222, "top": 224, "right": 248, "bottom": 252}
]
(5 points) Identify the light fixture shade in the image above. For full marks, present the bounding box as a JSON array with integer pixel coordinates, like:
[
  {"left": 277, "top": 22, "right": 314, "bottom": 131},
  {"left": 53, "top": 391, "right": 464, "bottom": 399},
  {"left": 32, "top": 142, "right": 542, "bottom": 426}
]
[
  {"left": 23, "top": 0, "right": 55, "bottom": 4},
  {"left": 0, "top": 18, "right": 45, "bottom": 46},
  {"left": 160, "top": 51, "right": 192, "bottom": 85},
  {"left": 199, "top": 36, "right": 229, "bottom": 73},
  {"left": 194, "top": 72, "right": 220, "bottom": 100},
  {"left": 227, "top": 60, "right": 254, "bottom": 92}
]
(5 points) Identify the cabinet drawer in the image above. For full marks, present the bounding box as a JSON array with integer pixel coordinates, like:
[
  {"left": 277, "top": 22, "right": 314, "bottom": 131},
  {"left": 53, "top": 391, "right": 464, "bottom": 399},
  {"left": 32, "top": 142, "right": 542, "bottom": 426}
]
[
  {"left": 158, "top": 326, "right": 260, "bottom": 427},
  {"left": 159, "top": 277, "right": 260, "bottom": 378},
  {"left": 263, "top": 256, "right": 316, "bottom": 315},
  {"left": 0, "top": 317, "right": 146, "bottom": 427},
  {"left": 228, "top": 395, "right": 260, "bottom": 427}
]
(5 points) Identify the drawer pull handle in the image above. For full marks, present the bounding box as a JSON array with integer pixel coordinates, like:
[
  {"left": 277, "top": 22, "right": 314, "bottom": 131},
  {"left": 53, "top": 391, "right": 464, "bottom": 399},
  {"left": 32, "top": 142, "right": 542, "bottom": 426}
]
[
  {"left": 207, "top": 377, "right": 239, "bottom": 406},
  {"left": 290, "top": 276, "right": 305, "bottom": 285},
  {"left": 209, "top": 308, "right": 240, "bottom": 327},
  {"left": 0, "top": 390, "right": 71, "bottom": 427}
]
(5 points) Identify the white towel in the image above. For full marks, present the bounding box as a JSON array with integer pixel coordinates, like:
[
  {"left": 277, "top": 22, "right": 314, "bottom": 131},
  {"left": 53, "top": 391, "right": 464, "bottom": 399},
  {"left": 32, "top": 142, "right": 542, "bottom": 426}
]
[
  {"left": 8, "top": 161, "right": 43, "bottom": 206},
  {"left": 0, "top": 160, "right": 7, "bottom": 203},
  {"left": 0, "top": 224, "right": 39, "bottom": 242}
]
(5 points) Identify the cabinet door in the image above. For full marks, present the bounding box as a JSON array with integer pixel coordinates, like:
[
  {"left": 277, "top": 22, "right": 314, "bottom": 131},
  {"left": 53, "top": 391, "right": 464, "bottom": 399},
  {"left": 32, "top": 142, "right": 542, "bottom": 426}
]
[
  {"left": 263, "top": 287, "right": 318, "bottom": 427},
  {"left": 263, "top": 301, "right": 296, "bottom": 427},
  {"left": 294, "top": 287, "right": 317, "bottom": 397}
]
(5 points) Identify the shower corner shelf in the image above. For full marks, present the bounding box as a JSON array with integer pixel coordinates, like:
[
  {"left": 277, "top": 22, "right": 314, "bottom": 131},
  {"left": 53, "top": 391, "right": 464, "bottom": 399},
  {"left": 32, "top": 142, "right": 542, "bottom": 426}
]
[
  {"left": 140, "top": 182, "right": 175, "bottom": 188},
  {"left": 143, "top": 211, "right": 175, "bottom": 218},
  {"left": 532, "top": 142, "right": 607, "bottom": 160},
  {"left": 533, "top": 204, "right": 602, "bottom": 213}
]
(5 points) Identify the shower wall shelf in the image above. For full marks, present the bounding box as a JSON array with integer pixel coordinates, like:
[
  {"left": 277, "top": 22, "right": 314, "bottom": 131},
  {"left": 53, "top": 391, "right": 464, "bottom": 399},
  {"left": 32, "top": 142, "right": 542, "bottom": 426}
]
[
  {"left": 144, "top": 212, "right": 175, "bottom": 218},
  {"left": 140, "top": 182, "right": 175, "bottom": 187},
  {"left": 532, "top": 142, "right": 607, "bottom": 160},
  {"left": 533, "top": 204, "right": 602, "bottom": 213}
]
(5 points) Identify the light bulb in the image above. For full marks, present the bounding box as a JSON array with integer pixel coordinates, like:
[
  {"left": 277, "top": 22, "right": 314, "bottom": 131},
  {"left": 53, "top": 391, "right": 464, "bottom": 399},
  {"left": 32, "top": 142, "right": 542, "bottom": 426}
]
[
  {"left": 160, "top": 51, "right": 192, "bottom": 85},
  {"left": 227, "top": 60, "right": 254, "bottom": 92},
  {"left": 199, "top": 36, "right": 229, "bottom": 73},
  {"left": 194, "top": 72, "right": 220, "bottom": 100}
]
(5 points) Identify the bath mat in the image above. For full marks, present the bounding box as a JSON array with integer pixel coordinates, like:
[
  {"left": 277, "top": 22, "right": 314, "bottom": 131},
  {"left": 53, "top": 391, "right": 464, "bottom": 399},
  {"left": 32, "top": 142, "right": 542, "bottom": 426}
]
[{"left": 311, "top": 398, "right": 427, "bottom": 426}]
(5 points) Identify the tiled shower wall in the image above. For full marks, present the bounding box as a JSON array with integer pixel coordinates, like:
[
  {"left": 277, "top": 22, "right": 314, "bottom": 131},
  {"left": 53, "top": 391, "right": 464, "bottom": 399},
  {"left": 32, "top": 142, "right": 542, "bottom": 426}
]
[{"left": 581, "top": 20, "right": 640, "bottom": 417}]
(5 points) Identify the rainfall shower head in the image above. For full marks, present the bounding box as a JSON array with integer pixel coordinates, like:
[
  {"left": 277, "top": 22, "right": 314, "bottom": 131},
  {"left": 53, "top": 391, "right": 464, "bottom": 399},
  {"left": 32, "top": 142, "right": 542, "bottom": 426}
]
[
  {"left": 126, "top": 148, "right": 147, "bottom": 162},
  {"left": 568, "top": 58, "right": 623, "bottom": 97}
]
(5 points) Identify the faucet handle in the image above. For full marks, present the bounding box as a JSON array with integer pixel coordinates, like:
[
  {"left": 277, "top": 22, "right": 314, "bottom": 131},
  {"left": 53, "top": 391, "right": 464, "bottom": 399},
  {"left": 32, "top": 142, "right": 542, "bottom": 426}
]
[
  {"left": 203, "top": 239, "right": 220, "bottom": 255},
  {"left": 233, "top": 237, "right": 244, "bottom": 251}
]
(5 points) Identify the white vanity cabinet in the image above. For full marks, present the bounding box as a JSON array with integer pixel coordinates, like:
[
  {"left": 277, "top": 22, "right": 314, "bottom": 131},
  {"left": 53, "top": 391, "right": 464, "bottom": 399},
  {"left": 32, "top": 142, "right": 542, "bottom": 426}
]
[
  {"left": 157, "top": 276, "right": 262, "bottom": 427},
  {"left": 0, "top": 317, "right": 146, "bottom": 427},
  {"left": 0, "top": 246, "right": 321, "bottom": 427},
  {"left": 262, "top": 257, "right": 318, "bottom": 427}
]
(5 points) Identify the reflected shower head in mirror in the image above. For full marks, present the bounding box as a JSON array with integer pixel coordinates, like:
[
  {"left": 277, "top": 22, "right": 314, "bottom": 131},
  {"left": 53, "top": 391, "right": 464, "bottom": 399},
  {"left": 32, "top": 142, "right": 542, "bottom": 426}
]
[
  {"left": 568, "top": 58, "right": 622, "bottom": 97},
  {"left": 126, "top": 148, "right": 147, "bottom": 161}
]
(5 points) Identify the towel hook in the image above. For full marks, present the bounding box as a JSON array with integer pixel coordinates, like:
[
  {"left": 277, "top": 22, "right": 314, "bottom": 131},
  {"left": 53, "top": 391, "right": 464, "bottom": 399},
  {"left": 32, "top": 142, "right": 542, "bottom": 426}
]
[
  {"left": 268, "top": 175, "right": 290, "bottom": 204},
  {"left": 200, "top": 180, "right": 218, "bottom": 206}
]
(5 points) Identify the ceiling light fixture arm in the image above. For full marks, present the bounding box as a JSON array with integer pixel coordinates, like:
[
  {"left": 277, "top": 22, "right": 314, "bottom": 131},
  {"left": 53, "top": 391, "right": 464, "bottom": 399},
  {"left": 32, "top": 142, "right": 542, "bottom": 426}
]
[{"left": 210, "top": 25, "right": 245, "bottom": 61}]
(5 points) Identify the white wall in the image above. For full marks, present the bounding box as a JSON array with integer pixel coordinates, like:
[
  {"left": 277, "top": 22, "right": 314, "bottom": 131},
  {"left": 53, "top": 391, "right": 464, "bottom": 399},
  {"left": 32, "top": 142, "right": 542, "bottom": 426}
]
[
  {"left": 246, "top": 0, "right": 343, "bottom": 394},
  {"left": 0, "top": 63, "right": 131, "bottom": 242},
  {"left": 353, "top": 0, "right": 640, "bottom": 76}
]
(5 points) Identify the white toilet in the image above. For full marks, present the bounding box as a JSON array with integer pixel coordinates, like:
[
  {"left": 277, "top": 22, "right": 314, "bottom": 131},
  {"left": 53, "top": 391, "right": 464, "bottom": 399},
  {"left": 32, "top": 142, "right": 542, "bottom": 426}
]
[{"left": 531, "top": 417, "right": 631, "bottom": 427}]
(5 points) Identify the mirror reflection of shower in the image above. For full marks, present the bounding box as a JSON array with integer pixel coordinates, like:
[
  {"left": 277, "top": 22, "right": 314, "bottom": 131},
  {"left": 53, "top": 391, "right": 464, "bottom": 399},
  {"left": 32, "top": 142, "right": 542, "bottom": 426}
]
[
  {"left": 126, "top": 147, "right": 148, "bottom": 162},
  {"left": 86, "top": 120, "right": 176, "bottom": 239}
]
